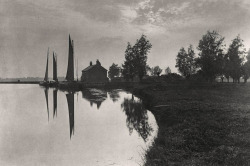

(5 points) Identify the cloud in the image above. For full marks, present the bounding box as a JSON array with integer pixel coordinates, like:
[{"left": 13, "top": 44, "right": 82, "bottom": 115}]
[{"left": 0, "top": 0, "right": 250, "bottom": 77}]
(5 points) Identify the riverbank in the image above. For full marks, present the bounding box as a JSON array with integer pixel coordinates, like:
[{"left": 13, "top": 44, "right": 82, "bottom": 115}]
[
  {"left": 132, "top": 82, "right": 250, "bottom": 165},
  {"left": 0, "top": 81, "right": 39, "bottom": 84}
]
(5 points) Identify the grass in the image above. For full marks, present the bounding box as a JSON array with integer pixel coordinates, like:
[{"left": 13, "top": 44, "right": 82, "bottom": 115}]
[{"left": 132, "top": 82, "right": 250, "bottom": 166}]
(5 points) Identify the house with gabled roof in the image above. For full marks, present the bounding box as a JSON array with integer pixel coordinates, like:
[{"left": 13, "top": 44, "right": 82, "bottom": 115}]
[{"left": 81, "top": 60, "right": 108, "bottom": 83}]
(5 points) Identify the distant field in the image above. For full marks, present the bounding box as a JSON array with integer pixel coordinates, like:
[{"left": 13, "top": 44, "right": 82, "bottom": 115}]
[{"left": 0, "top": 81, "right": 39, "bottom": 84}]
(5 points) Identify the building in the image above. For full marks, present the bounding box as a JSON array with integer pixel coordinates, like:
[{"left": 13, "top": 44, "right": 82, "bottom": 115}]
[{"left": 81, "top": 60, "right": 108, "bottom": 83}]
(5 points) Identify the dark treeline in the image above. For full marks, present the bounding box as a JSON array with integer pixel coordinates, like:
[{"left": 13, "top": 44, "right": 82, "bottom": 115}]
[
  {"left": 176, "top": 30, "right": 250, "bottom": 83},
  {"left": 108, "top": 31, "right": 250, "bottom": 83}
]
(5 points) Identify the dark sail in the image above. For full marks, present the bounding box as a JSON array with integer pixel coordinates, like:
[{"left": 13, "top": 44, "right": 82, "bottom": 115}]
[
  {"left": 44, "top": 48, "right": 49, "bottom": 82},
  {"left": 53, "top": 52, "right": 58, "bottom": 82},
  {"left": 53, "top": 89, "right": 57, "bottom": 118},
  {"left": 66, "top": 35, "right": 74, "bottom": 81},
  {"left": 44, "top": 88, "right": 49, "bottom": 121},
  {"left": 66, "top": 92, "right": 74, "bottom": 138}
]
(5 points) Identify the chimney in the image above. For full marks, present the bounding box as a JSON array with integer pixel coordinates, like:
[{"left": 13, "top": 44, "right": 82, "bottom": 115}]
[
  {"left": 90, "top": 61, "right": 92, "bottom": 66},
  {"left": 96, "top": 59, "right": 101, "bottom": 66}
]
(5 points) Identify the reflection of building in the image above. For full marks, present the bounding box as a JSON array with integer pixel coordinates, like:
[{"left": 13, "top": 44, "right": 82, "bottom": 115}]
[
  {"left": 81, "top": 60, "right": 108, "bottom": 83},
  {"left": 82, "top": 89, "right": 107, "bottom": 109}
]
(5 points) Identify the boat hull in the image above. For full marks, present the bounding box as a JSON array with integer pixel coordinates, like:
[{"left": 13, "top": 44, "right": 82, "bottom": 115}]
[{"left": 39, "top": 81, "right": 58, "bottom": 87}]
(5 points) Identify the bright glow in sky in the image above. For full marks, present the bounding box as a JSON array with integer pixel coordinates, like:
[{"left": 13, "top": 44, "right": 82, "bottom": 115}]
[{"left": 1, "top": 0, "right": 250, "bottom": 78}]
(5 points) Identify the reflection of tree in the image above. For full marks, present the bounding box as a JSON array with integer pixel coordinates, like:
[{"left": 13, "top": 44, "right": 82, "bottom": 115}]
[
  {"left": 121, "top": 96, "right": 153, "bottom": 142},
  {"left": 108, "top": 90, "right": 120, "bottom": 102},
  {"left": 82, "top": 89, "right": 107, "bottom": 109}
]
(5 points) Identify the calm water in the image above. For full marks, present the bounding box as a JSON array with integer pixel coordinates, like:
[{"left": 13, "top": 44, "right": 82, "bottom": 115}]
[{"left": 0, "top": 84, "right": 158, "bottom": 166}]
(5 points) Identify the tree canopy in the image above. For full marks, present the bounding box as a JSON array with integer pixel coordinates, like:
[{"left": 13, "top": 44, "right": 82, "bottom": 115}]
[
  {"left": 165, "top": 67, "right": 171, "bottom": 75},
  {"left": 196, "top": 31, "right": 225, "bottom": 81},
  {"left": 122, "top": 35, "right": 152, "bottom": 81},
  {"left": 108, "top": 63, "right": 120, "bottom": 79},
  {"left": 151, "top": 66, "right": 162, "bottom": 76},
  {"left": 176, "top": 45, "right": 196, "bottom": 78},
  {"left": 227, "top": 35, "right": 246, "bottom": 82}
]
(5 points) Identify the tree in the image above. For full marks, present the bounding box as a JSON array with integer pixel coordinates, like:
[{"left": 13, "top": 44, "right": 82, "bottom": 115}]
[
  {"left": 133, "top": 35, "right": 152, "bottom": 80},
  {"left": 145, "top": 65, "right": 151, "bottom": 75},
  {"left": 165, "top": 67, "right": 171, "bottom": 75},
  {"left": 242, "top": 49, "right": 250, "bottom": 83},
  {"left": 122, "top": 43, "right": 135, "bottom": 81},
  {"left": 108, "top": 63, "right": 120, "bottom": 79},
  {"left": 224, "top": 54, "right": 231, "bottom": 82},
  {"left": 216, "top": 52, "right": 226, "bottom": 82},
  {"left": 197, "top": 30, "right": 225, "bottom": 82},
  {"left": 151, "top": 66, "right": 162, "bottom": 76},
  {"left": 187, "top": 45, "right": 197, "bottom": 75},
  {"left": 175, "top": 45, "right": 196, "bottom": 78},
  {"left": 122, "top": 35, "right": 152, "bottom": 81},
  {"left": 227, "top": 35, "right": 246, "bottom": 83}
]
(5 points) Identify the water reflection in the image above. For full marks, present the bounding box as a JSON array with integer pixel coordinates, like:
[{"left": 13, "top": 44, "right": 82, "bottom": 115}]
[
  {"left": 0, "top": 85, "right": 158, "bottom": 166},
  {"left": 108, "top": 89, "right": 120, "bottom": 103},
  {"left": 44, "top": 89, "right": 153, "bottom": 142},
  {"left": 81, "top": 88, "right": 107, "bottom": 109},
  {"left": 53, "top": 89, "right": 57, "bottom": 118},
  {"left": 43, "top": 88, "right": 75, "bottom": 138},
  {"left": 121, "top": 95, "right": 153, "bottom": 142},
  {"left": 66, "top": 92, "right": 74, "bottom": 138},
  {"left": 42, "top": 88, "right": 153, "bottom": 142},
  {"left": 44, "top": 88, "right": 49, "bottom": 121}
]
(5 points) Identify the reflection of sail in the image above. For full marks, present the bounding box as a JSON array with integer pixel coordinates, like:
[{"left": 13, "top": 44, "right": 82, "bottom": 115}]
[
  {"left": 82, "top": 89, "right": 107, "bottom": 109},
  {"left": 66, "top": 35, "right": 74, "bottom": 81},
  {"left": 53, "top": 89, "right": 57, "bottom": 118},
  {"left": 44, "top": 88, "right": 49, "bottom": 121},
  {"left": 66, "top": 92, "right": 74, "bottom": 138},
  {"left": 44, "top": 48, "right": 49, "bottom": 82},
  {"left": 121, "top": 96, "right": 153, "bottom": 142}
]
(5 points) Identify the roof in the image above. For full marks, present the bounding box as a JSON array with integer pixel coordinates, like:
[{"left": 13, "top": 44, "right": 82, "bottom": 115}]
[{"left": 82, "top": 64, "right": 107, "bottom": 72}]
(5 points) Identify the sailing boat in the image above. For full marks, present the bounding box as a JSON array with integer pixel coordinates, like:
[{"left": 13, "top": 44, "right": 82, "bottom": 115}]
[
  {"left": 66, "top": 92, "right": 74, "bottom": 138},
  {"left": 39, "top": 48, "right": 50, "bottom": 86},
  {"left": 58, "top": 35, "right": 79, "bottom": 89},
  {"left": 66, "top": 35, "right": 74, "bottom": 82},
  {"left": 53, "top": 52, "right": 58, "bottom": 82},
  {"left": 50, "top": 52, "right": 58, "bottom": 86}
]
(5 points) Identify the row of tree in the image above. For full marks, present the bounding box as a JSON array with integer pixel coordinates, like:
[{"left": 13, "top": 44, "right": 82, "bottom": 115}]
[
  {"left": 108, "top": 35, "right": 152, "bottom": 81},
  {"left": 108, "top": 63, "right": 172, "bottom": 79},
  {"left": 108, "top": 34, "right": 173, "bottom": 80},
  {"left": 176, "top": 30, "right": 250, "bottom": 83},
  {"left": 149, "top": 66, "right": 171, "bottom": 76}
]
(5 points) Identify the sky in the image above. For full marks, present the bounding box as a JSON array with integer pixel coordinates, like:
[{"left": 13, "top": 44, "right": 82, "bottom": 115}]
[{"left": 1, "top": 0, "right": 250, "bottom": 78}]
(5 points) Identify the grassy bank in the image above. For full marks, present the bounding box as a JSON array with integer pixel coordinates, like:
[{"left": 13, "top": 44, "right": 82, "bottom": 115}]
[{"left": 132, "top": 82, "right": 250, "bottom": 166}]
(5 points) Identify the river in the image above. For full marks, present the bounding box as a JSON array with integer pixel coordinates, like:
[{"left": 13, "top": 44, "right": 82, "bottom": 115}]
[{"left": 0, "top": 84, "right": 158, "bottom": 166}]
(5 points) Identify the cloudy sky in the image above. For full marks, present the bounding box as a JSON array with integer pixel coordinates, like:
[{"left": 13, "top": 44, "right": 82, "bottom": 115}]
[{"left": 1, "top": 0, "right": 250, "bottom": 78}]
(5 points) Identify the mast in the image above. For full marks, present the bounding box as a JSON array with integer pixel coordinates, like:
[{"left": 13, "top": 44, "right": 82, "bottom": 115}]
[
  {"left": 66, "top": 35, "right": 74, "bottom": 81},
  {"left": 44, "top": 48, "right": 49, "bottom": 82},
  {"left": 53, "top": 52, "right": 58, "bottom": 82},
  {"left": 76, "top": 57, "right": 78, "bottom": 81}
]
